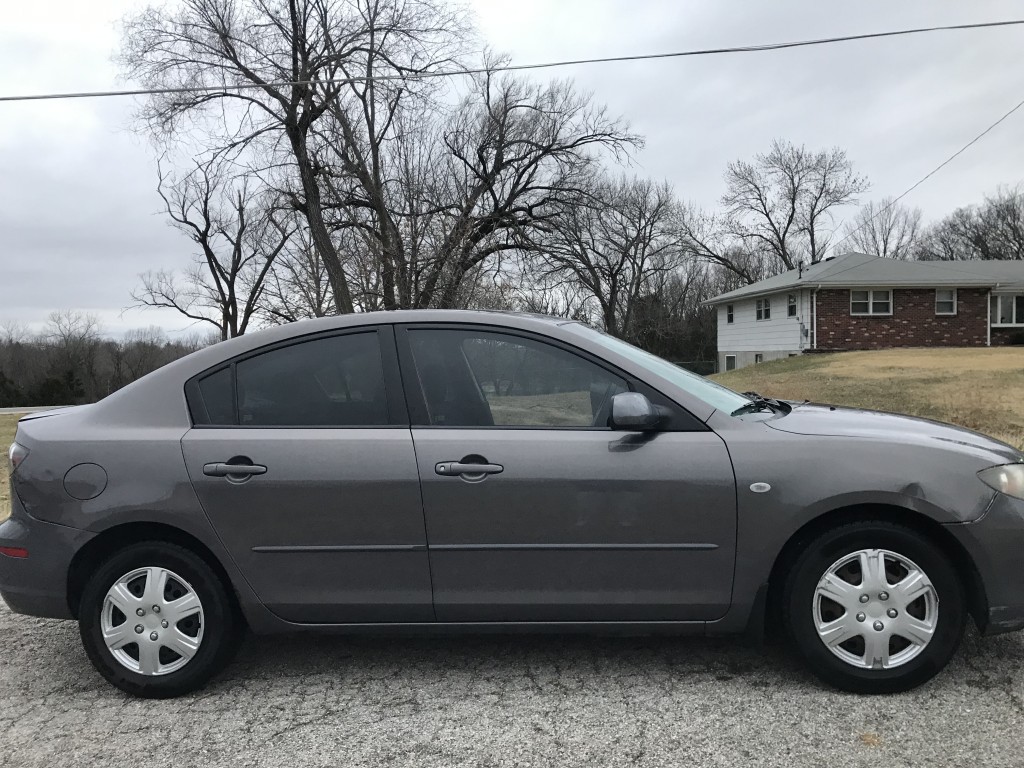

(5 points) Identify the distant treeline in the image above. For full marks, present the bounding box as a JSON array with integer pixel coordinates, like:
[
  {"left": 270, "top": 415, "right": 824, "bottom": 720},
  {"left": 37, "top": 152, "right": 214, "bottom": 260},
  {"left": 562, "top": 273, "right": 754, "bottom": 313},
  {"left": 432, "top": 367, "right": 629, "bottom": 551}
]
[{"left": 0, "top": 312, "right": 213, "bottom": 407}]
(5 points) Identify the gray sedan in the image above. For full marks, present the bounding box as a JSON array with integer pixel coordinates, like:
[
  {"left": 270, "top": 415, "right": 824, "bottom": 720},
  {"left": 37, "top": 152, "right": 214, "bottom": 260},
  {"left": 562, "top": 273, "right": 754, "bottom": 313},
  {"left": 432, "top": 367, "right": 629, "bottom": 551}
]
[{"left": 2, "top": 310, "right": 1023, "bottom": 698}]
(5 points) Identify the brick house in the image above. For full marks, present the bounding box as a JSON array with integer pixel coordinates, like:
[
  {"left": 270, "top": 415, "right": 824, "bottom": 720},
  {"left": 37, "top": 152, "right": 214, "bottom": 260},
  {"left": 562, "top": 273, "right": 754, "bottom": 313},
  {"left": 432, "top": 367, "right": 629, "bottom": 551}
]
[{"left": 706, "top": 251, "right": 1024, "bottom": 371}]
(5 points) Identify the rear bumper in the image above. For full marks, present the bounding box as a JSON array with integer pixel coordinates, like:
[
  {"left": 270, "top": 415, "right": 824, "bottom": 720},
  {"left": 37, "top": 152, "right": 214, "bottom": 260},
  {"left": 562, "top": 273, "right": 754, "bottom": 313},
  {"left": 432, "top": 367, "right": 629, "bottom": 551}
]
[
  {"left": 0, "top": 500, "right": 93, "bottom": 620},
  {"left": 945, "top": 493, "right": 1024, "bottom": 636}
]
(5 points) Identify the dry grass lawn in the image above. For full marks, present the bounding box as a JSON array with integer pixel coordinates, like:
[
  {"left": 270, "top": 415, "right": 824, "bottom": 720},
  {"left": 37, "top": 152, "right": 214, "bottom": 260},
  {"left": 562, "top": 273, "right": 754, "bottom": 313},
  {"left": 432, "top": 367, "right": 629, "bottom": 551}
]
[
  {"left": 712, "top": 347, "right": 1024, "bottom": 450},
  {"left": 1, "top": 413, "right": 20, "bottom": 516}
]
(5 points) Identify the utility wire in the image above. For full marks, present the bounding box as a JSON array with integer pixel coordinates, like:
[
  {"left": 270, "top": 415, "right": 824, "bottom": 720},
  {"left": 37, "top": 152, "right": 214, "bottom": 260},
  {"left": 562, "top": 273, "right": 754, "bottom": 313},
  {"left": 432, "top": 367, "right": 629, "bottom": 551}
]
[
  {"left": 1, "top": 19, "right": 1023, "bottom": 103},
  {"left": 830, "top": 94, "right": 1024, "bottom": 252}
]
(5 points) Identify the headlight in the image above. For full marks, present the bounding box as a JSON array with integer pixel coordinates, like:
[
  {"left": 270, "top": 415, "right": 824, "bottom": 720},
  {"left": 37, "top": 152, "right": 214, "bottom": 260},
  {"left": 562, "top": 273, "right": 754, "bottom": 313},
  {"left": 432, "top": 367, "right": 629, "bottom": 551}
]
[{"left": 978, "top": 463, "right": 1024, "bottom": 501}]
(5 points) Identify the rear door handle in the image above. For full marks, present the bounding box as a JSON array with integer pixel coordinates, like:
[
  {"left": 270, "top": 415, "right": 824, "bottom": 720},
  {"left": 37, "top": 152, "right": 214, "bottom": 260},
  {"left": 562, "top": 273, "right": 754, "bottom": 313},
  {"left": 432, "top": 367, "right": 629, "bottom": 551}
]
[
  {"left": 203, "top": 462, "right": 267, "bottom": 477},
  {"left": 435, "top": 461, "right": 504, "bottom": 477}
]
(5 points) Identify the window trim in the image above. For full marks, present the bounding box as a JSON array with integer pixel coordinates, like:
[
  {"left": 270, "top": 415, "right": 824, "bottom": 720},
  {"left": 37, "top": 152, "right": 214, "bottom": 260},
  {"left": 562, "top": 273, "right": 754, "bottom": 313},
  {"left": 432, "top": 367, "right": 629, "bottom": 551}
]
[
  {"left": 393, "top": 323, "right": 708, "bottom": 432},
  {"left": 787, "top": 294, "right": 797, "bottom": 318},
  {"left": 850, "top": 289, "right": 893, "bottom": 317},
  {"left": 184, "top": 326, "right": 409, "bottom": 429},
  {"left": 935, "top": 288, "right": 957, "bottom": 316},
  {"left": 726, "top": 305, "right": 734, "bottom": 324},
  {"left": 991, "top": 293, "right": 1024, "bottom": 327},
  {"left": 756, "top": 298, "right": 772, "bottom": 321}
]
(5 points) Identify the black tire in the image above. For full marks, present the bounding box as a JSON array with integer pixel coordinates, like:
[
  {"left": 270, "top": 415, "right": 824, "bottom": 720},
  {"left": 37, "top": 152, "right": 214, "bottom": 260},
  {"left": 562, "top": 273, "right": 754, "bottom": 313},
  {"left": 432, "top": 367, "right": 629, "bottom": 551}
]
[
  {"left": 783, "top": 521, "right": 966, "bottom": 694},
  {"left": 78, "top": 541, "right": 241, "bottom": 698}
]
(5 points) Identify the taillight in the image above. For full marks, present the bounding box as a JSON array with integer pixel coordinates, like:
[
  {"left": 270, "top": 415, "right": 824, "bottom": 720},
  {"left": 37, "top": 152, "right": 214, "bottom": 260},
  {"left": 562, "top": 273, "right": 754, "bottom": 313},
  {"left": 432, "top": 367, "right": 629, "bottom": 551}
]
[
  {"left": 3, "top": 442, "right": 28, "bottom": 524},
  {"left": 8, "top": 442, "right": 28, "bottom": 474}
]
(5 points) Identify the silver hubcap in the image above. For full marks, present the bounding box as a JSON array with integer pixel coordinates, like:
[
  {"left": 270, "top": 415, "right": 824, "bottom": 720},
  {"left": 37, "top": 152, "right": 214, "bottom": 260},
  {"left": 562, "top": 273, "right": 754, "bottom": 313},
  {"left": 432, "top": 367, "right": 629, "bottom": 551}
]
[
  {"left": 100, "top": 567, "right": 205, "bottom": 676},
  {"left": 813, "top": 548, "right": 938, "bottom": 670}
]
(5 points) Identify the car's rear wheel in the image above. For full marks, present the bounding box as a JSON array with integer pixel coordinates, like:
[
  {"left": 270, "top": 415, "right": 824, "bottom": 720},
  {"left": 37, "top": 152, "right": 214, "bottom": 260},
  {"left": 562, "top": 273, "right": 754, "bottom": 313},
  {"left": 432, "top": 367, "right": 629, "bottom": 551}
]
[
  {"left": 783, "top": 521, "right": 966, "bottom": 693},
  {"left": 78, "top": 541, "right": 241, "bottom": 698}
]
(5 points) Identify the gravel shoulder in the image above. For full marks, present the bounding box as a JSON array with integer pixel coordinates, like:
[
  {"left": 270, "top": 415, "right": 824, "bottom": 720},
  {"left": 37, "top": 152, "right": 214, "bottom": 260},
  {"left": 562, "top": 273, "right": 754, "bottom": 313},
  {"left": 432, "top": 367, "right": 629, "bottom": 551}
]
[{"left": 2, "top": 601, "right": 1024, "bottom": 767}]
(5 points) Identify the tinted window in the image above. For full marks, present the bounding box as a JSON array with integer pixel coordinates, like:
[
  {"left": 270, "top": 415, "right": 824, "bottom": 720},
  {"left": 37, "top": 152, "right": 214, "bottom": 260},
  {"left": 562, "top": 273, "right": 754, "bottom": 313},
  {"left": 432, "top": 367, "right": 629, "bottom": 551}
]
[
  {"left": 197, "top": 367, "right": 234, "bottom": 424},
  {"left": 569, "top": 324, "right": 751, "bottom": 416},
  {"left": 235, "top": 333, "right": 388, "bottom": 426},
  {"left": 409, "top": 330, "right": 627, "bottom": 428}
]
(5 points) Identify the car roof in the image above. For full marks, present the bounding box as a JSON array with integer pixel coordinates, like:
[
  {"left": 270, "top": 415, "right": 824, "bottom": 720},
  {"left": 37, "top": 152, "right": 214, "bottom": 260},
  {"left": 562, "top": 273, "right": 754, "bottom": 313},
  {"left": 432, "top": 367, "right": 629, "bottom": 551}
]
[{"left": 207, "top": 309, "right": 574, "bottom": 357}]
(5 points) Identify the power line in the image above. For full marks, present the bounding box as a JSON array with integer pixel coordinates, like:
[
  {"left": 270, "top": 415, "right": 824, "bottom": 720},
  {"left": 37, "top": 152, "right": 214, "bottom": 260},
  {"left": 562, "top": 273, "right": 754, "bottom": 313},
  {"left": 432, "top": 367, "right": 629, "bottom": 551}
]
[
  {"left": 1, "top": 19, "right": 1023, "bottom": 103},
  {"left": 831, "top": 93, "right": 1024, "bottom": 252}
]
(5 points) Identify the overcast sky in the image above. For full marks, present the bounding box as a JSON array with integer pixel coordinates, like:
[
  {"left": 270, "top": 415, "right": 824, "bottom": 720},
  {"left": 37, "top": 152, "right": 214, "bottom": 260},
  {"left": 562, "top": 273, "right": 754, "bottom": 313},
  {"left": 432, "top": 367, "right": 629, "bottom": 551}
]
[{"left": 2, "top": 0, "right": 1023, "bottom": 336}]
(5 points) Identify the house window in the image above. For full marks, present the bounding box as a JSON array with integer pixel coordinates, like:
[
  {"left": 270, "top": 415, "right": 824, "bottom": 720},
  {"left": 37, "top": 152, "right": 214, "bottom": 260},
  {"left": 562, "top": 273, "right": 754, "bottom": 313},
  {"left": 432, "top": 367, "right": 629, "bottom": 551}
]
[
  {"left": 724, "top": 355, "right": 736, "bottom": 371},
  {"left": 991, "top": 294, "right": 1024, "bottom": 326},
  {"left": 850, "top": 289, "right": 892, "bottom": 316},
  {"left": 726, "top": 305, "right": 734, "bottom": 324},
  {"left": 756, "top": 298, "right": 771, "bottom": 321},
  {"left": 935, "top": 289, "right": 957, "bottom": 315},
  {"left": 754, "top": 354, "right": 764, "bottom": 364},
  {"left": 787, "top": 294, "right": 797, "bottom": 318}
]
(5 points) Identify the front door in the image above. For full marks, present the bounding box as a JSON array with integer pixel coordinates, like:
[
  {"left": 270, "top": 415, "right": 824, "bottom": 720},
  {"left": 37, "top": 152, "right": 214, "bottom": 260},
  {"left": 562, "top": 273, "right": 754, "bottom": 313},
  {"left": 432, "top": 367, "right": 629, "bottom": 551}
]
[
  {"left": 181, "top": 327, "right": 432, "bottom": 624},
  {"left": 398, "top": 325, "right": 737, "bottom": 623}
]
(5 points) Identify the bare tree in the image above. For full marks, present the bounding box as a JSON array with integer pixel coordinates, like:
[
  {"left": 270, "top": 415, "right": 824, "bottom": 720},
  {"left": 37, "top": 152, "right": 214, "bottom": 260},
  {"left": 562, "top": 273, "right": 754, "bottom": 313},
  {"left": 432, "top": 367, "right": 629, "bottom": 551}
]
[
  {"left": 417, "top": 70, "right": 639, "bottom": 308},
  {"left": 261, "top": 228, "right": 336, "bottom": 322},
  {"left": 979, "top": 186, "right": 1024, "bottom": 259},
  {"left": 915, "top": 187, "right": 1024, "bottom": 261},
  {"left": 134, "top": 157, "right": 292, "bottom": 339},
  {"left": 46, "top": 311, "right": 101, "bottom": 365},
  {"left": 538, "top": 176, "right": 684, "bottom": 338},
  {"left": 121, "top": 0, "right": 471, "bottom": 314},
  {"left": 676, "top": 204, "right": 777, "bottom": 285},
  {"left": 0, "top": 321, "right": 29, "bottom": 346},
  {"left": 841, "top": 198, "right": 922, "bottom": 259},
  {"left": 627, "top": 259, "right": 720, "bottom": 364},
  {"left": 43, "top": 311, "right": 103, "bottom": 402},
  {"left": 722, "top": 139, "right": 868, "bottom": 270},
  {"left": 116, "top": 328, "right": 171, "bottom": 380},
  {"left": 311, "top": 66, "right": 640, "bottom": 310}
]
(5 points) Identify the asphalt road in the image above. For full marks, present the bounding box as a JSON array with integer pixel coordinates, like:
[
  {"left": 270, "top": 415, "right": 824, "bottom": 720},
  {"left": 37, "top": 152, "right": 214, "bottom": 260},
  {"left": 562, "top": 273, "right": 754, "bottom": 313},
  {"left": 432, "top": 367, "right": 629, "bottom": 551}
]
[{"left": 2, "top": 602, "right": 1024, "bottom": 767}]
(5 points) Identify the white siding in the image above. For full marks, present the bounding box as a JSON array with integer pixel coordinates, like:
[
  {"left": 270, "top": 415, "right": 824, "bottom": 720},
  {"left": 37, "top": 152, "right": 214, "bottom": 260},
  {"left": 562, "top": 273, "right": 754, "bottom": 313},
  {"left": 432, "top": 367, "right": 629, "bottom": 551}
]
[{"left": 716, "top": 290, "right": 812, "bottom": 369}]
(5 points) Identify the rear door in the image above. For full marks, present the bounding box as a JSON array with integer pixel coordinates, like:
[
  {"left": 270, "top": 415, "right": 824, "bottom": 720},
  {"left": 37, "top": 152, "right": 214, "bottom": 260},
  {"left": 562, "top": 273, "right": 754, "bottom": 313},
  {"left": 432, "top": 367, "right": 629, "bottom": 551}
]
[
  {"left": 180, "top": 326, "right": 433, "bottom": 624},
  {"left": 397, "top": 324, "right": 737, "bottom": 623}
]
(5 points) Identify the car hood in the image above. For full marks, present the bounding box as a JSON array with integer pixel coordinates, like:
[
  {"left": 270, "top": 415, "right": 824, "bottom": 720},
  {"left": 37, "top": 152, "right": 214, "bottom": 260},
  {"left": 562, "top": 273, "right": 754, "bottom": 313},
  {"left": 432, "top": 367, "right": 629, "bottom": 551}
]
[{"left": 767, "top": 403, "right": 1024, "bottom": 464}]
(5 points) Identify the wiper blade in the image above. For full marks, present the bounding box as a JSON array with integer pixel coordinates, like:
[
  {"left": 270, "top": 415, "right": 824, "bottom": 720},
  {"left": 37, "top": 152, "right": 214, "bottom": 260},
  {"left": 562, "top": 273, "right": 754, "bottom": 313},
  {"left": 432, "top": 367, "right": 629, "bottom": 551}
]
[
  {"left": 731, "top": 391, "right": 787, "bottom": 417},
  {"left": 730, "top": 400, "right": 774, "bottom": 417},
  {"left": 741, "top": 391, "right": 782, "bottom": 407}
]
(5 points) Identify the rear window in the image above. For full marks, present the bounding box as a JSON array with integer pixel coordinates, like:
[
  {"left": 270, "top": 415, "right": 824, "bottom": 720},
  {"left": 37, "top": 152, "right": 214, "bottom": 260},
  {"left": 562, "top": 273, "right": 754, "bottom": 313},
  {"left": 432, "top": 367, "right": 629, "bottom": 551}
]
[
  {"left": 190, "top": 332, "right": 388, "bottom": 427},
  {"left": 197, "top": 367, "right": 234, "bottom": 425}
]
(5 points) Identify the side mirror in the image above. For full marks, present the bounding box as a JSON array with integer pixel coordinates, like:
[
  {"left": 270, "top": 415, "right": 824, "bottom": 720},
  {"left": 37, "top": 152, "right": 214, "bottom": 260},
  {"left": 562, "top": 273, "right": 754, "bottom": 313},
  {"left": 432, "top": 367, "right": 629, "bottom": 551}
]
[{"left": 609, "top": 392, "right": 667, "bottom": 431}]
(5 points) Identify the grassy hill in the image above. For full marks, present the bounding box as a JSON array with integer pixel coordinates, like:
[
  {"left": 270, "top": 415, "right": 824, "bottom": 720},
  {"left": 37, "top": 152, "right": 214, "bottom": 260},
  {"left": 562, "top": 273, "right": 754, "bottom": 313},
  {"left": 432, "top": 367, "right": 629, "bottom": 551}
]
[
  {"left": 712, "top": 347, "right": 1024, "bottom": 450},
  {"left": 1, "top": 414, "right": 18, "bottom": 515}
]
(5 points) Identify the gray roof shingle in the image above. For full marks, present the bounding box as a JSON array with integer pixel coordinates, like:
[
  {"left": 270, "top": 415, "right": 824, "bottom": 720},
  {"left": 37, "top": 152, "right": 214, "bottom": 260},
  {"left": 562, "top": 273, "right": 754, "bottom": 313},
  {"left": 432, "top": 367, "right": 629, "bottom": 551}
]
[{"left": 706, "top": 252, "right": 1024, "bottom": 304}]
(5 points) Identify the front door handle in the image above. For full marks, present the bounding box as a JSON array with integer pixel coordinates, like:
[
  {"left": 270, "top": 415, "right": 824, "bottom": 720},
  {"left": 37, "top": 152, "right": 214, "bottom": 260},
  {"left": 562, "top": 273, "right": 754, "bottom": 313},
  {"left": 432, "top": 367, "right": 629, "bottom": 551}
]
[
  {"left": 203, "top": 462, "right": 267, "bottom": 478},
  {"left": 435, "top": 461, "right": 504, "bottom": 477}
]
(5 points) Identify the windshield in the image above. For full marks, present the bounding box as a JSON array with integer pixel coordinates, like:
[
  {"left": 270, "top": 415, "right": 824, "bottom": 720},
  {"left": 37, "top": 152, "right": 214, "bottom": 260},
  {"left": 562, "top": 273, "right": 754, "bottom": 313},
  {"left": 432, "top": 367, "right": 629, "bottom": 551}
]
[{"left": 571, "top": 325, "right": 753, "bottom": 416}]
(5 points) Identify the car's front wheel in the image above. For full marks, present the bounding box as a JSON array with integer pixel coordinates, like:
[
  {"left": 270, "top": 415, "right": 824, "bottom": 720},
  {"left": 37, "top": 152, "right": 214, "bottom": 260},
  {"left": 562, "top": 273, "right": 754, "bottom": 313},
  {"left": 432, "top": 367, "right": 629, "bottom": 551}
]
[
  {"left": 783, "top": 521, "right": 966, "bottom": 693},
  {"left": 78, "top": 541, "right": 241, "bottom": 698}
]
